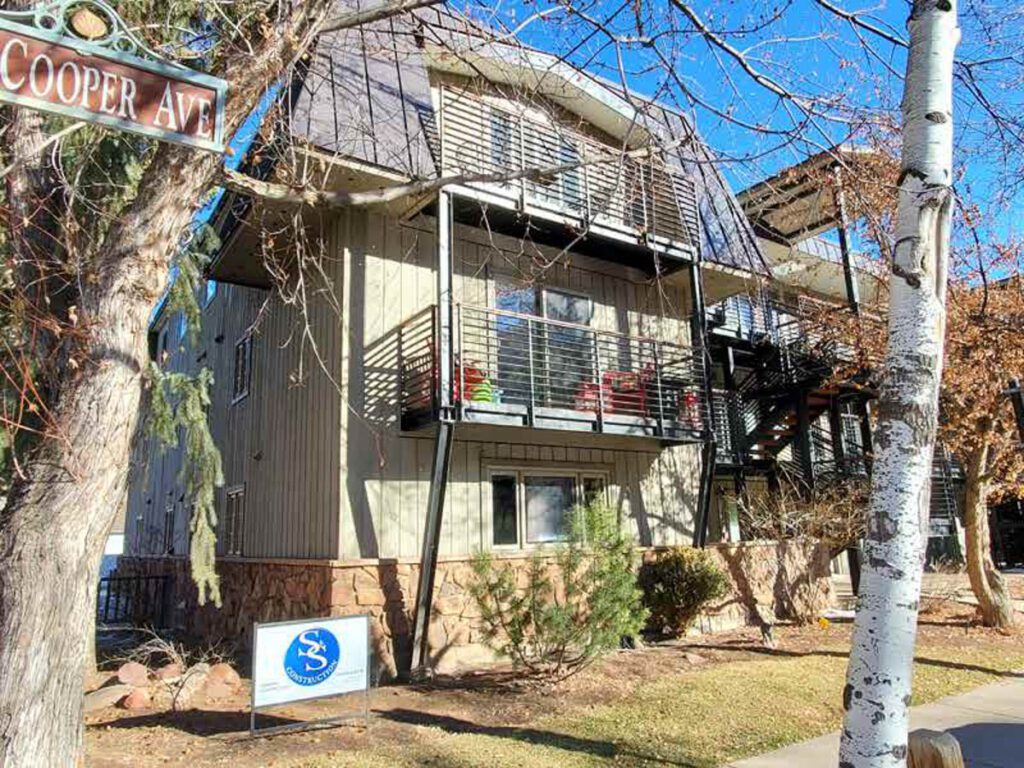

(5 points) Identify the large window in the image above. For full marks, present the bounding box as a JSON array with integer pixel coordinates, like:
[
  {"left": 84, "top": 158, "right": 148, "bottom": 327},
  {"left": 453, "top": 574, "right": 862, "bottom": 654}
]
[
  {"left": 541, "top": 288, "right": 594, "bottom": 409},
  {"left": 490, "top": 281, "right": 595, "bottom": 410},
  {"left": 488, "top": 469, "right": 608, "bottom": 548}
]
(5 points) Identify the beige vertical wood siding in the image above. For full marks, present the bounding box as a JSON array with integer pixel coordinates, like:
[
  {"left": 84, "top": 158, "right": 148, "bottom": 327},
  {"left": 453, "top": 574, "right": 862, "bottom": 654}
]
[{"left": 126, "top": 207, "right": 701, "bottom": 563}]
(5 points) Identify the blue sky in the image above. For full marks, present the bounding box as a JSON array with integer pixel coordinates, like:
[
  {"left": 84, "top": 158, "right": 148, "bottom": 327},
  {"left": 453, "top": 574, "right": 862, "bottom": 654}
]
[
  {"left": 186, "top": 0, "right": 1019, "bottom": 301},
  {"left": 477, "top": 0, "right": 1022, "bottom": 247}
]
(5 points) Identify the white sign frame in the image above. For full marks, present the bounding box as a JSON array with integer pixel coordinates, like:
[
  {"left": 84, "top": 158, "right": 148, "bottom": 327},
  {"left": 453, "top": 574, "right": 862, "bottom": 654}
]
[{"left": 250, "top": 614, "right": 372, "bottom": 737}]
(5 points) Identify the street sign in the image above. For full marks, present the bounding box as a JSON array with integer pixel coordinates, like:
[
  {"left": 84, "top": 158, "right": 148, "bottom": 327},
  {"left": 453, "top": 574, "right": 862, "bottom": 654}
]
[
  {"left": 250, "top": 615, "right": 371, "bottom": 737},
  {"left": 0, "top": 1, "right": 227, "bottom": 152}
]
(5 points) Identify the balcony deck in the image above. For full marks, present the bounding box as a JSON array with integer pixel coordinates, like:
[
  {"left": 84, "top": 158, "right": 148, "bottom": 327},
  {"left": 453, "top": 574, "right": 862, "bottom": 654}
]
[
  {"left": 438, "top": 88, "right": 700, "bottom": 262},
  {"left": 399, "top": 305, "right": 710, "bottom": 443}
]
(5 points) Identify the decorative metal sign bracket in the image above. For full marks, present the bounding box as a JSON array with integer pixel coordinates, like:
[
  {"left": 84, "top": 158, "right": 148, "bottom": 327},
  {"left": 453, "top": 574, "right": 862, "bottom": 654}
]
[{"left": 0, "top": 0, "right": 187, "bottom": 69}]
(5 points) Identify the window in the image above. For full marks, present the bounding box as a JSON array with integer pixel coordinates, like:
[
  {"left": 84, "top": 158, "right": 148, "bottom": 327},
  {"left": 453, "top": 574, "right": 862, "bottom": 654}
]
[
  {"left": 489, "top": 111, "right": 518, "bottom": 171},
  {"left": 224, "top": 486, "right": 246, "bottom": 556},
  {"left": 157, "top": 326, "right": 169, "bottom": 364},
  {"left": 489, "top": 281, "right": 596, "bottom": 411},
  {"left": 232, "top": 335, "right": 252, "bottom": 403},
  {"left": 491, "top": 474, "right": 518, "bottom": 546},
  {"left": 581, "top": 474, "right": 607, "bottom": 507},
  {"left": 494, "top": 278, "right": 538, "bottom": 407},
  {"left": 525, "top": 475, "right": 576, "bottom": 543},
  {"left": 541, "top": 288, "right": 595, "bottom": 409},
  {"left": 162, "top": 502, "right": 176, "bottom": 555},
  {"left": 203, "top": 279, "right": 218, "bottom": 307},
  {"left": 489, "top": 469, "right": 610, "bottom": 548},
  {"left": 177, "top": 312, "right": 188, "bottom": 343}
]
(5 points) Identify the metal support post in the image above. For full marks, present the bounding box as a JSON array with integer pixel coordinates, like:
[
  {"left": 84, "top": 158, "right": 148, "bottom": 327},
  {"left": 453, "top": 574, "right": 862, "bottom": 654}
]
[
  {"left": 832, "top": 164, "right": 861, "bottom": 315},
  {"left": 409, "top": 189, "right": 456, "bottom": 677}
]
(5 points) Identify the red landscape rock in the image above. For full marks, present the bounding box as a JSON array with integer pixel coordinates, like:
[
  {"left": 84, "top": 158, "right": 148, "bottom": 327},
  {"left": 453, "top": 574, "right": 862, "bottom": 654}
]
[
  {"left": 83, "top": 683, "right": 133, "bottom": 713},
  {"left": 119, "top": 688, "right": 151, "bottom": 711},
  {"left": 116, "top": 661, "right": 150, "bottom": 688},
  {"left": 154, "top": 662, "right": 183, "bottom": 682},
  {"left": 206, "top": 662, "right": 241, "bottom": 689}
]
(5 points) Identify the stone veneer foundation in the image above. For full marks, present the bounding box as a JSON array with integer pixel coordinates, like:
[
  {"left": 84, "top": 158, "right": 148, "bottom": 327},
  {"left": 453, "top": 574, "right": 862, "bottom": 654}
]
[{"left": 116, "top": 540, "right": 834, "bottom": 678}]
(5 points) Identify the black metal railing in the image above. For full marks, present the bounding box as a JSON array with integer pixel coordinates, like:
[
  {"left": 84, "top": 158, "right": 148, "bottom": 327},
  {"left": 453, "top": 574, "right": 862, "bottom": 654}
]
[
  {"left": 706, "top": 293, "right": 869, "bottom": 363},
  {"left": 400, "top": 304, "right": 709, "bottom": 441},
  {"left": 97, "top": 575, "right": 169, "bottom": 629},
  {"left": 440, "top": 88, "right": 700, "bottom": 249}
]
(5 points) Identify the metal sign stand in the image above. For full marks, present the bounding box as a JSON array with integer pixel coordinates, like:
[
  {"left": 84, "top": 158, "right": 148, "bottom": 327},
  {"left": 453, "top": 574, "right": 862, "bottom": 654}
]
[{"left": 249, "top": 615, "right": 373, "bottom": 739}]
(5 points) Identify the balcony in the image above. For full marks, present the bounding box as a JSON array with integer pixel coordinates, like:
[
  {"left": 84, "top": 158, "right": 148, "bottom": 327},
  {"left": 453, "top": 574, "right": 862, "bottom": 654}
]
[
  {"left": 438, "top": 88, "right": 700, "bottom": 260},
  {"left": 400, "top": 305, "right": 710, "bottom": 442}
]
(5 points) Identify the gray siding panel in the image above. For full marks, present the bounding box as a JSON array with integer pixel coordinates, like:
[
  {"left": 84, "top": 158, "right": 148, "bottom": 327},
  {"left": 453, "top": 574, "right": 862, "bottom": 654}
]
[{"left": 127, "top": 206, "right": 701, "bottom": 566}]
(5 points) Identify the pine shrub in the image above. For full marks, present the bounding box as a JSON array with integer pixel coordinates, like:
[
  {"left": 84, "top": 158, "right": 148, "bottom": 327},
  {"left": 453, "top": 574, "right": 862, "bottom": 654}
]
[
  {"left": 468, "top": 502, "right": 648, "bottom": 681},
  {"left": 639, "top": 547, "right": 729, "bottom": 636}
]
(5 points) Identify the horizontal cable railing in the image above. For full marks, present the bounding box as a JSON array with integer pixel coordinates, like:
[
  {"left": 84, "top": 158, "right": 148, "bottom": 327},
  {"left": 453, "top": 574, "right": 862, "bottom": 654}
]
[
  {"left": 399, "top": 307, "right": 439, "bottom": 427},
  {"left": 706, "top": 293, "right": 881, "bottom": 376},
  {"left": 455, "top": 304, "right": 708, "bottom": 434},
  {"left": 399, "top": 303, "right": 710, "bottom": 439},
  {"left": 440, "top": 88, "right": 699, "bottom": 248}
]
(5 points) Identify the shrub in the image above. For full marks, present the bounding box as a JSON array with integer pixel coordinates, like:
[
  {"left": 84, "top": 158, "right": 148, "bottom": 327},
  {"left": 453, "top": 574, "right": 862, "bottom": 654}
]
[
  {"left": 639, "top": 547, "right": 729, "bottom": 636},
  {"left": 468, "top": 501, "right": 648, "bottom": 680}
]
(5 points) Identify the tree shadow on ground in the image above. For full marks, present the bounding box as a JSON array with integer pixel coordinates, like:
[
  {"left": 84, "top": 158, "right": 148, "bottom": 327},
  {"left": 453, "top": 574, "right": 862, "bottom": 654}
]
[
  {"left": 377, "top": 708, "right": 702, "bottom": 767},
  {"left": 90, "top": 709, "right": 304, "bottom": 737},
  {"left": 406, "top": 670, "right": 535, "bottom": 694},
  {"left": 682, "top": 642, "right": 1024, "bottom": 677}
]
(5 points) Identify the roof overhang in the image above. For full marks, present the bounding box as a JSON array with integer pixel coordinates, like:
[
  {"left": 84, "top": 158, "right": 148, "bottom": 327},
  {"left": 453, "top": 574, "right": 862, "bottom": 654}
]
[
  {"left": 737, "top": 146, "right": 879, "bottom": 244},
  {"left": 759, "top": 238, "right": 886, "bottom": 306},
  {"left": 424, "top": 42, "right": 659, "bottom": 151}
]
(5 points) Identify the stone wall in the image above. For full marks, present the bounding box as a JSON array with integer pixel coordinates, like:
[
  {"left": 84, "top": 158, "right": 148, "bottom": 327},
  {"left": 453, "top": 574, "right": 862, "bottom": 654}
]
[
  {"left": 698, "top": 540, "right": 835, "bottom": 632},
  {"left": 116, "top": 540, "right": 833, "bottom": 678}
]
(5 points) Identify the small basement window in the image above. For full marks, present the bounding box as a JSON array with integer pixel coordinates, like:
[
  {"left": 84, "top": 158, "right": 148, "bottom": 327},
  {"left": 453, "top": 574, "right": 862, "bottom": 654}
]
[
  {"left": 488, "top": 469, "right": 609, "bottom": 548},
  {"left": 232, "top": 334, "right": 252, "bottom": 403}
]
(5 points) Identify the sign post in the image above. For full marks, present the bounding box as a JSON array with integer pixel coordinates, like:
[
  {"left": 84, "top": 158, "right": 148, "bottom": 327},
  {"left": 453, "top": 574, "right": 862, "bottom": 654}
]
[
  {"left": 0, "top": 0, "right": 227, "bottom": 152},
  {"left": 250, "top": 615, "right": 372, "bottom": 738}
]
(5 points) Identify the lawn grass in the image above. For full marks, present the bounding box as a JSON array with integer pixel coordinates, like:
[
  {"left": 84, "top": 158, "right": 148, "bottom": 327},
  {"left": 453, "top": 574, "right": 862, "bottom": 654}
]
[{"left": 291, "top": 641, "right": 1024, "bottom": 768}]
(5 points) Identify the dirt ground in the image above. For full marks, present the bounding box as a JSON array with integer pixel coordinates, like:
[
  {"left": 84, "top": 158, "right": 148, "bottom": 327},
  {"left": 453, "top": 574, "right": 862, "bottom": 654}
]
[{"left": 84, "top": 598, "right": 1024, "bottom": 768}]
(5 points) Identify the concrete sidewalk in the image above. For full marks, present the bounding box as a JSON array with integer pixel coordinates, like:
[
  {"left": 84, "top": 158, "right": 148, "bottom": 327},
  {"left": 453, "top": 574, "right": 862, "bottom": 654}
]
[{"left": 727, "top": 678, "right": 1024, "bottom": 767}]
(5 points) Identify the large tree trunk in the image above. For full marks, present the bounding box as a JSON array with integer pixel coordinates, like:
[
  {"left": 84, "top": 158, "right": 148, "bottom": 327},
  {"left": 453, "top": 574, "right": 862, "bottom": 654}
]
[
  {"left": 963, "top": 443, "right": 1014, "bottom": 628},
  {"left": 0, "top": 145, "right": 220, "bottom": 766},
  {"left": 838, "top": 2, "right": 960, "bottom": 767},
  {"left": 0, "top": 2, "right": 348, "bottom": 760}
]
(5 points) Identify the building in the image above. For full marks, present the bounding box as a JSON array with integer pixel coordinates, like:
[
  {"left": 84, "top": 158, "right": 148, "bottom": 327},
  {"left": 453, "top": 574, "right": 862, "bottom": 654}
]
[
  {"left": 703, "top": 149, "right": 966, "bottom": 569},
  {"left": 121, "top": 8, "right": 854, "bottom": 675}
]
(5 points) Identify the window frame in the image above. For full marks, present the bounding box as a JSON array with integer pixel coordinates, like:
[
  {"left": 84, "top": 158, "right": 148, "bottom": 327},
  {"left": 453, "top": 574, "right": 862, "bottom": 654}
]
[
  {"left": 486, "top": 465, "right": 611, "bottom": 550},
  {"left": 162, "top": 501, "right": 176, "bottom": 555},
  {"left": 224, "top": 484, "right": 246, "bottom": 557},
  {"left": 232, "top": 334, "right": 252, "bottom": 404},
  {"left": 157, "top": 326, "right": 169, "bottom": 365},
  {"left": 203, "top": 279, "right": 218, "bottom": 309}
]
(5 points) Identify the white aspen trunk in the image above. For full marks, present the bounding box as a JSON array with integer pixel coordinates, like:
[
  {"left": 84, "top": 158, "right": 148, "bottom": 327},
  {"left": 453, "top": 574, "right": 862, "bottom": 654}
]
[{"left": 838, "top": 2, "right": 960, "bottom": 767}]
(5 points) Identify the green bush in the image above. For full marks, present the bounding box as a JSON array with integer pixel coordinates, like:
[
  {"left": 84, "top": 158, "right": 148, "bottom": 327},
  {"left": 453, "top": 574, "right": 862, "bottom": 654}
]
[
  {"left": 639, "top": 547, "right": 729, "bottom": 636},
  {"left": 468, "top": 502, "right": 648, "bottom": 680}
]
